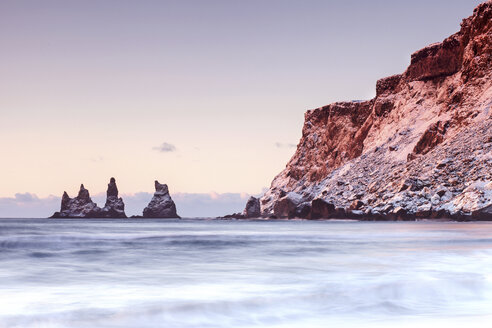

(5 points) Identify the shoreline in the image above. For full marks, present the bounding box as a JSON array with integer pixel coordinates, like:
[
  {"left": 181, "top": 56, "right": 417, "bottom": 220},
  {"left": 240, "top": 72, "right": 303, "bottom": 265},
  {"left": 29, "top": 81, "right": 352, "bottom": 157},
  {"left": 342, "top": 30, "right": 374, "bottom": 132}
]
[{"left": 0, "top": 216, "right": 490, "bottom": 223}]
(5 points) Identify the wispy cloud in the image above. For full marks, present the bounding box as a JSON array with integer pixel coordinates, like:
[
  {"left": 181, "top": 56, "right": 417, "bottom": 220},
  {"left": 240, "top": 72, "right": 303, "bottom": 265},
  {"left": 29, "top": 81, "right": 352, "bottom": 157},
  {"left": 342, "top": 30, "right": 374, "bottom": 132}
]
[
  {"left": 275, "top": 142, "right": 296, "bottom": 149},
  {"left": 0, "top": 193, "right": 60, "bottom": 218},
  {"left": 90, "top": 156, "right": 104, "bottom": 163},
  {"left": 153, "top": 142, "right": 177, "bottom": 153}
]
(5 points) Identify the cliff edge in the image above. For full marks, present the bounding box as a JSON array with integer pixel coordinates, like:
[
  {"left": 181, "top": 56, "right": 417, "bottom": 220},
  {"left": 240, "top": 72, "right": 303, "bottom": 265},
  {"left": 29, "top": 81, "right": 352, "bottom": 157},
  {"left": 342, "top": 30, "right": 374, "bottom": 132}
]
[{"left": 260, "top": 1, "right": 492, "bottom": 220}]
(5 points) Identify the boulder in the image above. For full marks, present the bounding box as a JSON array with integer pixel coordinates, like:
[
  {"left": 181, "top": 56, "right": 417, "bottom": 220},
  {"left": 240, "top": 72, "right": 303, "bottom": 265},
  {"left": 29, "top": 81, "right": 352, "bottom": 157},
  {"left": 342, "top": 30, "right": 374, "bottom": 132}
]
[
  {"left": 273, "top": 192, "right": 302, "bottom": 218},
  {"left": 472, "top": 204, "right": 492, "bottom": 221},
  {"left": 310, "top": 199, "right": 337, "bottom": 219}
]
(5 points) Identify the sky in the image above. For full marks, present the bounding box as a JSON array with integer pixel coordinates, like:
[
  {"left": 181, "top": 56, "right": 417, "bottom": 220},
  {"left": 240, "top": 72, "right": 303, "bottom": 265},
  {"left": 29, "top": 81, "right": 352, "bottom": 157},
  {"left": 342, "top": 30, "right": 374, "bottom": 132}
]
[{"left": 0, "top": 0, "right": 483, "bottom": 217}]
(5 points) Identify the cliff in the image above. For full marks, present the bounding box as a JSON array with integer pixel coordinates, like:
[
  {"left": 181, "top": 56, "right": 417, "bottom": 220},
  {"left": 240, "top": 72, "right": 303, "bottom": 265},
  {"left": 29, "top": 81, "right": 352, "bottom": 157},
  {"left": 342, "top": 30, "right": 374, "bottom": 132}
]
[
  {"left": 50, "top": 178, "right": 127, "bottom": 218},
  {"left": 260, "top": 1, "right": 492, "bottom": 220}
]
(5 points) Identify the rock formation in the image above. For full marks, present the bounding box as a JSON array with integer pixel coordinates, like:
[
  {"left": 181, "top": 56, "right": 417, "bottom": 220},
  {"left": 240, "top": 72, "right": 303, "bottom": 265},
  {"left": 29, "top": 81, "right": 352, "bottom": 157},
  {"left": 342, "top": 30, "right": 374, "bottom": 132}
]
[
  {"left": 243, "top": 196, "right": 261, "bottom": 218},
  {"left": 100, "top": 177, "right": 127, "bottom": 218},
  {"left": 142, "top": 181, "right": 180, "bottom": 218},
  {"left": 51, "top": 184, "right": 101, "bottom": 218},
  {"left": 260, "top": 1, "right": 492, "bottom": 220},
  {"left": 51, "top": 178, "right": 127, "bottom": 218}
]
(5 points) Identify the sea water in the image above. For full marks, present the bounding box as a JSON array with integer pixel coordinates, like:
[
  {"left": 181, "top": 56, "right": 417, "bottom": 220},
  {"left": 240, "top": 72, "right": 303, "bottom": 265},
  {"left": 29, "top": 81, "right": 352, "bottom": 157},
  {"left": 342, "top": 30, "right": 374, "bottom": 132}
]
[{"left": 0, "top": 218, "right": 491, "bottom": 328}]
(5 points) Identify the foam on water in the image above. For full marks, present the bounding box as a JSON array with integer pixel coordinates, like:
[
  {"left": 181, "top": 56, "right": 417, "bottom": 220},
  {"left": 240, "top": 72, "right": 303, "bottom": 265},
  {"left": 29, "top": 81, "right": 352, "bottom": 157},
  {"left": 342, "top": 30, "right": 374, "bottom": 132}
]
[{"left": 0, "top": 219, "right": 492, "bottom": 327}]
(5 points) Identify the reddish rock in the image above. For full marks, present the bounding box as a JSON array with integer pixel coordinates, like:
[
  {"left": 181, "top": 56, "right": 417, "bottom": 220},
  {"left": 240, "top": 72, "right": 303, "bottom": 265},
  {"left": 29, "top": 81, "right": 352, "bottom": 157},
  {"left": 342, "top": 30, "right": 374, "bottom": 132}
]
[
  {"left": 310, "top": 199, "right": 338, "bottom": 219},
  {"left": 273, "top": 193, "right": 301, "bottom": 218},
  {"left": 271, "top": 100, "right": 373, "bottom": 190},
  {"left": 412, "top": 121, "right": 449, "bottom": 157},
  {"left": 376, "top": 74, "right": 402, "bottom": 96},
  {"left": 404, "top": 35, "right": 462, "bottom": 81},
  {"left": 261, "top": 1, "right": 492, "bottom": 220},
  {"left": 472, "top": 205, "right": 492, "bottom": 220},
  {"left": 349, "top": 200, "right": 365, "bottom": 211}
]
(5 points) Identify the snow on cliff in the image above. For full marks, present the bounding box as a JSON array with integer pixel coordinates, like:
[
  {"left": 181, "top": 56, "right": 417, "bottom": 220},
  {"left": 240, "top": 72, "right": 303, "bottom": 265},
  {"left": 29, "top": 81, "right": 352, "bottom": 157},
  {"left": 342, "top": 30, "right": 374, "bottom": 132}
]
[{"left": 259, "top": 1, "right": 492, "bottom": 220}]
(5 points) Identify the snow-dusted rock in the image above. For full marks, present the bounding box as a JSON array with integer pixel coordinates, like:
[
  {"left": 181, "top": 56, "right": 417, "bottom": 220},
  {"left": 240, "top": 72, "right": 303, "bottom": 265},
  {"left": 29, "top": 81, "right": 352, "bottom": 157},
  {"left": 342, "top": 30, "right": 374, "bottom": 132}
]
[
  {"left": 51, "top": 178, "right": 127, "bottom": 218},
  {"left": 243, "top": 196, "right": 261, "bottom": 218},
  {"left": 101, "top": 177, "right": 127, "bottom": 218},
  {"left": 51, "top": 184, "right": 101, "bottom": 218},
  {"left": 440, "top": 181, "right": 492, "bottom": 219},
  {"left": 142, "top": 181, "right": 180, "bottom": 218},
  {"left": 258, "top": 1, "right": 492, "bottom": 220},
  {"left": 273, "top": 192, "right": 303, "bottom": 218}
]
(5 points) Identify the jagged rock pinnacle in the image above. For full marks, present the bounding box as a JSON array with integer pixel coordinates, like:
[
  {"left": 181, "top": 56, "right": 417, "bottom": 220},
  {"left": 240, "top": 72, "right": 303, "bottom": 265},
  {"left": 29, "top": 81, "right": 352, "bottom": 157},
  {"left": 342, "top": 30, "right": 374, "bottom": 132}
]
[
  {"left": 102, "top": 177, "right": 127, "bottom": 218},
  {"left": 51, "top": 178, "right": 127, "bottom": 219},
  {"left": 142, "top": 180, "right": 180, "bottom": 218},
  {"left": 107, "top": 177, "right": 119, "bottom": 198}
]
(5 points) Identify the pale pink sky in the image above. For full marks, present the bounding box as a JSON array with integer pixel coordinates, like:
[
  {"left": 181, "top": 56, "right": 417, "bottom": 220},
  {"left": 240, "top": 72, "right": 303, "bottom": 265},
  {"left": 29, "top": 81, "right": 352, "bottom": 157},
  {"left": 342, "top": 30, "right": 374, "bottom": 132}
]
[{"left": 0, "top": 0, "right": 483, "bottom": 216}]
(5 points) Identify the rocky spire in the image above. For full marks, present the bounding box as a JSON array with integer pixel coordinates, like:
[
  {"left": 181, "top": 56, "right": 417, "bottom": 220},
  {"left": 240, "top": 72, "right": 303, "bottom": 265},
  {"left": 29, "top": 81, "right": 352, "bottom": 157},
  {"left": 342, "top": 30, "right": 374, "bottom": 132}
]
[
  {"left": 51, "top": 184, "right": 101, "bottom": 218},
  {"left": 77, "top": 184, "right": 91, "bottom": 202},
  {"left": 60, "top": 191, "right": 70, "bottom": 211},
  {"left": 102, "top": 177, "right": 127, "bottom": 218},
  {"left": 142, "top": 180, "right": 180, "bottom": 218},
  {"left": 106, "top": 177, "right": 118, "bottom": 198},
  {"left": 50, "top": 178, "right": 127, "bottom": 219}
]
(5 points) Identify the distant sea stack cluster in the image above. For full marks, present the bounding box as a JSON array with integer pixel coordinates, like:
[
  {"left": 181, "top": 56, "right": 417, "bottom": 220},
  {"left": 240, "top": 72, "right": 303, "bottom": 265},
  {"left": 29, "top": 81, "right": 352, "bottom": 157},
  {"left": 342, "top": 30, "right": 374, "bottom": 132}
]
[
  {"left": 252, "top": 1, "right": 492, "bottom": 221},
  {"left": 51, "top": 178, "right": 180, "bottom": 219}
]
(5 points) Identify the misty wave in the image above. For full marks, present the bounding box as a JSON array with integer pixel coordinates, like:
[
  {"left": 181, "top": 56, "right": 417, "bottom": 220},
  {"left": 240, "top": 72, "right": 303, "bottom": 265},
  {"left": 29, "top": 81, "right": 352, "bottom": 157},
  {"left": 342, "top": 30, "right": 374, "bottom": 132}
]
[{"left": 1, "top": 219, "right": 492, "bottom": 327}]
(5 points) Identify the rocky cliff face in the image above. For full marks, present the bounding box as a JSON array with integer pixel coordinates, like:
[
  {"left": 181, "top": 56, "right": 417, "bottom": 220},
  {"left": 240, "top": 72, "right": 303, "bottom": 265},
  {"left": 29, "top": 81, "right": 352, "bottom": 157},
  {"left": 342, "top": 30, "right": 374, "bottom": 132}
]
[
  {"left": 51, "top": 178, "right": 127, "bottom": 218},
  {"left": 261, "top": 1, "right": 492, "bottom": 220},
  {"left": 142, "top": 181, "right": 180, "bottom": 218}
]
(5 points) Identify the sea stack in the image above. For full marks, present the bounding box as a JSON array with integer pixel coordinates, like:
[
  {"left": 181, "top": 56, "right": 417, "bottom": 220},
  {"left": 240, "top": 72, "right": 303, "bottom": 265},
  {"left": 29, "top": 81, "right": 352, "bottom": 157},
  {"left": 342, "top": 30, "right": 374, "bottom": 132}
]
[
  {"left": 50, "top": 178, "right": 127, "bottom": 218},
  {"left": 51, "top": 184, "right": 102, "bottom": 218},
  {"left": 258, "top": 1, "right": 492, "bottom": 220},
  {"left": 243, "top": 196, "right": 261, "bottom": 218},
  {"left": 142, "top": 181, "right": 180, "bottom": 218},
  {"left": 101, "top": 177, "right": 127, "bottom": 218}
]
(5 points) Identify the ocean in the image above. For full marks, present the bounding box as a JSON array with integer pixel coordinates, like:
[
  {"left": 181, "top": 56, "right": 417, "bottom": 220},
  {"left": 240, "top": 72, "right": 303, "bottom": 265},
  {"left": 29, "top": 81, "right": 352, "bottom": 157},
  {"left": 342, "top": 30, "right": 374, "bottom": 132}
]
[{"left": 0, "top": 218, "right": 491, "bottom": 328}]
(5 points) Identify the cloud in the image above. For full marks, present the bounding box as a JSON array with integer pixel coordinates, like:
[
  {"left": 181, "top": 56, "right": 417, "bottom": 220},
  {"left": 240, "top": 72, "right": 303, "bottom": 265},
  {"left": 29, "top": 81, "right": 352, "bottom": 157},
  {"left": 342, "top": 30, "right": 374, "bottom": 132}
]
[
  {"left": 0, "top": 193, "right": 60, "bottom": 218},
  {"left": 153, "top": 142, "right": 176, "bottom": 153},
  {"left": 275, "top": 142, "right": 296, "bottom": 149},
  {"left": 13, "top": 192, "right": 38, "bottom": 202},
  {"left": 90, "top": 156, "right": 104, "bottom": 163}
]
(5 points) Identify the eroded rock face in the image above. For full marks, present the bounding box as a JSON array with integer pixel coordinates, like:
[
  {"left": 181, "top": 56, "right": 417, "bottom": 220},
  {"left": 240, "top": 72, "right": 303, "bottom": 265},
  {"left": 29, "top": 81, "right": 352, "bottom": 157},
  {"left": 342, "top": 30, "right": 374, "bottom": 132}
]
[
  {"left": 142, "top": 181, "right": 180, "bottom": 218},
  {"left": 51, "top": 178, "right": 127, "bottom": 218},
  {"left": 243, "top": 196, "right": 261, "bottom": 218},
  {"left": 260, "top": 1, "right": 492, "bottom": 220}
]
